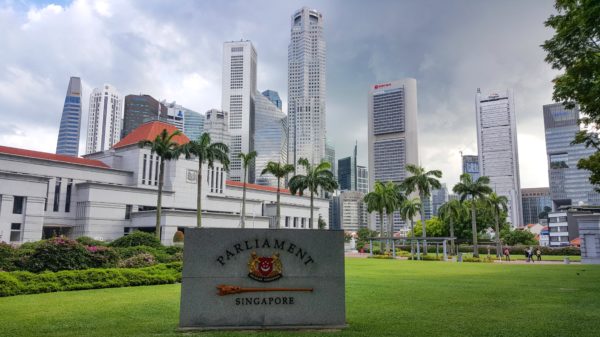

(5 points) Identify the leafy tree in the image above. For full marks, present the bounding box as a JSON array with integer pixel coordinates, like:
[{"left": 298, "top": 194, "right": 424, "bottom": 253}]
[
  {"left": 318, "top": 215, "right": 327, "bottom": 229},
  {"left": 412, "top": 217, "right": 445, "bottom": 237},
  {"left": 501, "top": 228, "right": 537, "bottom": 246},
  {"left": 139, "top": 129, "right": 184, "bottom": 239},
  {"left": 181, "top": 133, "right": 229, "bottom": 228},
  {"left": 289, "top": 158, "right": 338, "bottom": 229},
  {"left": 261, "top": 161, "right": 295, "bottom": 228},
  {"left": 437, "top": 199, "right": 466, "bottom": 254},
  {"left": 401, "top": 164, "right": 442, "bottom": 254},
  {"left": 399, "top": 197, "right": 421, "bottom": 258},
  {"left": 542, "top": 0, "right": 600, "bottom": 189},
  {"left": 452, "top": 174, "right": 493, "bottom": 257},
  {"left": 485, "top": 193, "right": 509, "bottom": 257},
  {"left": 238, "top": 151, "right": 257, "bottom": 228},
  {"left": 364, "top": 181, "right": 403, "bottom": 252}
]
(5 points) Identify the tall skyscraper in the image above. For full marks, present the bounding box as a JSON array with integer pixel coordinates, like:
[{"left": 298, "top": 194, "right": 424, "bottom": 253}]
[
  {"left": 543, "top": 103, "right": 600, "bottom": 207},
  {"left": 431, "top": 184, "right": 449, "bottom": 216},
  {"left": 288, "top": 7, "right": 326, "bottom": 167},
  {"left": 254, "top": 92, "right": 288, "bottom": 187},
  {"left": 56, "top": 77, "right": 82, "bottom": 157},
  {"left": 357, "top": 165, "right": 369, "bottom": 194},
  {"left": 262, "top": 90, "right": 282, "bottom": 110},
  {"left": 204, "top": 109, "right": 230, "bottom": 146},
  {"left": 475, "top": 89, "right": 522, "bottom": 227},
  {"left": 222, "top": 40, "right": 257, "bottom": 182},
  {"left": 521, "top": 187, "right": 552, "bottom": 225},
  {"left": 184, "top": 110, "right": 205, "bottom": 141},
  {"left": 162, "top": 101, "right": 186, "bottom": 132},
  {"left": 462, "top": 155, "right": 480, "bottom": 181},
  {"left": 85, "top": 84, "right": 123, "bottom": 154},
  {"left": 337, "top": 190, "right": 368, "bottom": 232},
  {"left": 122, "top": 94, "right": 168, "bottom": 138},
  {"left": 368, "top": 79, "right": 419, "bottom": 232},
  {"left": 325, "top": 140, "right": 336, "bottom": 177},
  {"left": 338, "top": 156, "right": 355, "bottom": 191}
]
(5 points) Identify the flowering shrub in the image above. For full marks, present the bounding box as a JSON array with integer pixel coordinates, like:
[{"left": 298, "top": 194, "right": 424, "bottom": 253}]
[
  {"left": 118, "top": 253, "right": 156, "bottom": 268},
  {"left": 86, "top": 246, "right": 119, "bottom": 268},
  {"left": 25, "top": 237, "right": 92, "bottom": 272},
  {"left": 109, "top": 231, "right": 161, "bottom": 248},
  {"left": 76, "top": 236, "right": 106, "bottom": 247}
]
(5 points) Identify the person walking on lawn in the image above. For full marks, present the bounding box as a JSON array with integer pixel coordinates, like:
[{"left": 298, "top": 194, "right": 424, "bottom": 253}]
[
  {"left": 503, "top": 247, "right": 510, "bottom": 262},
  {"left": 536, "top": 248, "right": 542, "bottom": 262}
]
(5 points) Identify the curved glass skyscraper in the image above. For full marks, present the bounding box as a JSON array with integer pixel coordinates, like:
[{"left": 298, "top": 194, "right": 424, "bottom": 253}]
[{"left": 56, "top": 77, "right": 82, "bottom": 156}]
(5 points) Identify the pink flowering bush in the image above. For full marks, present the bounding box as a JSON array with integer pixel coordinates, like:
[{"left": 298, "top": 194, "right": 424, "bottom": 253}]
[
  {"left": 118, "top": 253, "right": 156, "bottom": 268},
  {"left": 25, "top": 237, "right": 92, "bottom": 272}
]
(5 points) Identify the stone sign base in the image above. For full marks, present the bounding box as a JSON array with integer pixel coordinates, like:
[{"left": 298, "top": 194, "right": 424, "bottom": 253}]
[{"left": 179, "top": 228, "right": 346, "bottom": 330}]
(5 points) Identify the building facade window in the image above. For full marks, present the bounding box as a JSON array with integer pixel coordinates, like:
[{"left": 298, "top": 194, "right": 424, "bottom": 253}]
[
  {"left": 10, "top": 223, "right": 22, "bottom": 242},
  {"left": 13, "top": 196, "right": 25, "bottom": 214},
  {"left": 125, "top": 205, "right": 132, "bottom": 219},
  {"left": 65, "top": 179, "right": 73, "bottom": 213},
  {"left": 142, "top": 154, "right": 147, "bottom": 184},
  {"left": 53, "top": 178, "right": 62, "bottom": 212}
]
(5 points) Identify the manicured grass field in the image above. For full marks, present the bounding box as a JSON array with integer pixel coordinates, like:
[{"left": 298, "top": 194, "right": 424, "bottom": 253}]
[{"left": 1, "top": 259, "right": 599, "bottom": 337}]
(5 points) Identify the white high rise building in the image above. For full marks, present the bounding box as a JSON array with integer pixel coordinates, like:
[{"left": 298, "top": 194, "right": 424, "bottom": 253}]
[
  {"left": 85, "top": 84, "right": 123, "bottom": 154},
  {"left": 475, "top": 89, "right": 522, "bottom": 227},
  {"left": 288, "top": 7, "right": 326, "bottom": 167},
  {"left": 204, "top": 109, "right": 230, "bottom": 147},
  {"left": 368, "top": 79, "right": 419, "bottom": 233},
  {"left": 222, "top": 40, "right": 257, "bottom": 182}
]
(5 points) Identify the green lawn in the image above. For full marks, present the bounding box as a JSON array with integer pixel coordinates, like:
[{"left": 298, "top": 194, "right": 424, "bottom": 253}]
[{"left": 1, "top": 259, "right": 599, "bottom": 337}]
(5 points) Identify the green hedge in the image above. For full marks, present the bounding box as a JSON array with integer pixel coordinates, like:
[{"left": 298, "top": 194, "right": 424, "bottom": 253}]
[{"left": 0, "top": 262, "right": 182, "bottom": 297}]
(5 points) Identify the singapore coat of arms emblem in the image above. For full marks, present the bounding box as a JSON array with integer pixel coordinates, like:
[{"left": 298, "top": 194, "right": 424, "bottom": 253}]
[{"left": 247, "top": 251, "right": 283, "bottom": 282}]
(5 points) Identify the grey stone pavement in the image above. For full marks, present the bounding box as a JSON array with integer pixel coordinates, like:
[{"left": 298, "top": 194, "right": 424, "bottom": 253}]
[{"left": 344, "top": 252, "right": 580, "bottom": 264}]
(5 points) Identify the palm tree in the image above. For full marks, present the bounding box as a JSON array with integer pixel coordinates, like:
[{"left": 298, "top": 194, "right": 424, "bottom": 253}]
[
  {"left": 238, "top": 151, "right": 257, "bottom": 228},
  {"left": 437, "top": 199, "right": 466, "bottom": 255},
  {"left": 138, "top": 129, "right": 184, "bottom": 239},
  {"left": 452, "top": 174, "right": 492, "bottom": 258},
  {"left": 363, "top": 181, "right": 402, "bottom": 252},
  {"left": 261, "top": 161, "right": 295, "bottom": 228},
  {"left": 288, "top": 158, "right": 338, "bottom": 229},
  {"left": 485, "top": 192, "right": 508, "bottom": 258},
  {"left": 399, "top": 197, "right": 422, "bottom": 259},
  {"left": 181, "top": 133, "right": 229, "bottom": 228},
  {"left": 401, "top": 164, "right": 442, "bottom": 254}
]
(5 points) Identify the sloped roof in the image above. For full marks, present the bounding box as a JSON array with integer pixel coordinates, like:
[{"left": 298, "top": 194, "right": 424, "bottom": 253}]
[
  {"left": 570, "top": 237, "right": 581, "bottom": 246},
  {"left": 113, "top": 121, "right": 189, "bottom": 149},
  {"left": 226, "top": 180, "right": 290, "bottom": 194},
  {"left": 0, "top": 145, "right": 110, "bottom": 169}
]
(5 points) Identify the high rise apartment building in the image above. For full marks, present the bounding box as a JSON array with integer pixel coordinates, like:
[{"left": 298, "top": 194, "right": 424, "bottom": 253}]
[
  {"left": 521, "top": 187, "right": 552, "bottom": 225},
  {"left": 338, "top": 156, "right": 355, "bottom": 191},
  {"left": 543, "top": 103, "right": 600, "bottom": 207},
  {"left": 204, "top": 109, "right": 230, "bottom": 146},
  {"left": 288, "top": 7, "right": 326, "bottom": 167},
  {"left": 262, "top": 90, "right": 282, "bottom": 110},
  {"left": 56, "top": 77, "right": 82, "bottom": 157},
  {"left": 122, "top": 94, "right": 168, "bottom": 138},
  {"left": 431, "top": 184, "right": 449, "bottom": 217},
  {"left": 462, "top": 155, "right": 480, "bottom": 181},
  {"left": 338, "top": 190, "right": 368, "bottom": 232},
  {"left": 254, "top": 92, "right": 288, "bottom": 187},
  {"left": 475, "top": 89, "right": 522, "bottom": 227},
  {"left": 357, "top": 165, "right": 369, "bottom": 194},
  {"left": 184, "top": 110, "right": 205, "bottom": 142},
  {"left": 368, "top": 79, "right": 419, "bottom": 232},
  {"left": 222, "top": 40, "right": 257, "bottom": 182},
  {"left": 85, "top": 84, "right": 123, "bottom": 154},
  {"left": 325, "top": 140, "right": 336, "bottom": 177}
]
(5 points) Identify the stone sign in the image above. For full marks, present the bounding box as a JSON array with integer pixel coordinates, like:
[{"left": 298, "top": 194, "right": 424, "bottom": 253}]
[{"left": 179, "top": 228, "right": 346, "bottom": 330}]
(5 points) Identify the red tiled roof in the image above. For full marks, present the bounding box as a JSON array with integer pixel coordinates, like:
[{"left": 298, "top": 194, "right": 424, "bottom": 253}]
[
  {"left": 113, "top": 121, "right": 190, "bottom": 149},
  {"left": 570, "top": 237, "right": 581, "bottom": 247},
  {"left": 0, "top": 145, "right": 110, "bottom": 169},
  {"left": 226, "top": 180, "right": 290, "bottom": 194}
]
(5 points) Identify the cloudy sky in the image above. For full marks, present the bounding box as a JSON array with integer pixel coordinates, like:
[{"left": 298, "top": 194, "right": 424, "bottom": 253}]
[{"left": 0, "top": 0, "right": 558, "bottom": 188}]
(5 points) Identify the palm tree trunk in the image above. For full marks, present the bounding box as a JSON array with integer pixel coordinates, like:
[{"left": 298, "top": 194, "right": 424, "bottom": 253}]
[
  {"left": 494, "top": 211, "right": 501, "bottom": 258},
  {"left": 420, "top": 192, "right": 427, "bottom": 255},
  {"left": 156, "top": 158, "right": 165, "bottom": 240},
  {"left": 387, "top": 212, "right": 394, "bottom": 253},
  {"left": 241, "top": 167, "right": 247, "bottom": 228},
  {"left": 310, "top": 190, "right": 314, "bottom": 229},
  {"left": 410, "top": 219, "right": 415, "bottom": 259},
  {"left": 196, "top": 161, "right": 203, "bottom": 228},
  {"left": 471, "top": 201, "right": 479, "bottom": 258},
  {"left": 276, "top": 177, "right": 281, "bottom": 229},
  {"left": 379, "top": 211, "right": 384, "bottom": 254},
  {"left": 449, "top": 219, "right": 456, "bottom": 256}
]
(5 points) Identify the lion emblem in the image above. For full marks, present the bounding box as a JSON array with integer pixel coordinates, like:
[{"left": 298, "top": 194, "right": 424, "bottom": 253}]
[{"left": 248, "top": 251, "right": 283, "bottom": 282}]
